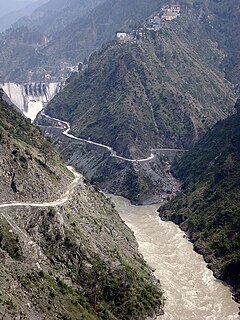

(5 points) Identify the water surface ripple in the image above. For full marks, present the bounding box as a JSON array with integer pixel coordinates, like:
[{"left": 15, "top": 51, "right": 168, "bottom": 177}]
[{"left": 110, "top": 195, "right": 239, "bottom": 320}]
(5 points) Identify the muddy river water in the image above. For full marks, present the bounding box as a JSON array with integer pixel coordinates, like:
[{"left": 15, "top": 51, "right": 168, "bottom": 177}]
[{"left": 110, "top": 195, "right": 239, "bottom": 320}]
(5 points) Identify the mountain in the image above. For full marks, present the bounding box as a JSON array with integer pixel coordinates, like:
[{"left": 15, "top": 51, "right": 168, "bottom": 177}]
[
  {"left": 0, "top": 0, "right": 239, "bottom": 83},
  {"left": 159, "top": 98, "right": 240, "bottom": 302},
  {"left": 0, "top": 0, "right": 34, "bottom": 17},
  {"left": 45, "top": 19, "right": 235, "bottom": 158},
  {"left": 0, "top": 0, "right": 170, "bottom": 81},
  {"left": 34, "top": 9, "right": 237, "bottom": 204},
  {"left": 0, "top": 91, "right": 163, "bottom": 319},
  {"left": 0, "top": 0, "right": 48, "bottom": 32},
  {"left": 0, "top": 0, "right": 107, "bottom": 81},
  {"left": 13, "top": 0, "right": 107, "bottom": 36}
]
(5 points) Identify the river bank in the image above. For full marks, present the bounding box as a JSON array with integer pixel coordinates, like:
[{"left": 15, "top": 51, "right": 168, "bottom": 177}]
[{"left": 110, "top": 194, "right": 239, "bottom": 320}]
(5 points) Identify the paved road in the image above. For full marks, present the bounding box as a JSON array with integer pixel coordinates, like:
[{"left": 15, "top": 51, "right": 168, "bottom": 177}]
[{"left": 42, "top": 112, "right": 187, "bottom": 162}]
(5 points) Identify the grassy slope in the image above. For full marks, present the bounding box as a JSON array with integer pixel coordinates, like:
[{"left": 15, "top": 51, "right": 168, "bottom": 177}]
[
  {"left": 0, "top": 93, "right": 163, "bottom": 319},
  {"left": 159, "top": 100, "right": 240, "bottom": 301},
  {"left": 0, "top": 91, "right": 73, "bottom": 202},
  {"left": 46, "top": 15, "right": 235, "bottom": 158}
]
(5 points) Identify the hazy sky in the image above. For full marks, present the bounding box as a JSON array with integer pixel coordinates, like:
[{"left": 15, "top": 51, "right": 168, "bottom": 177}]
[{"left": 0, "top": 0, "right": 38, "bottom": 15}]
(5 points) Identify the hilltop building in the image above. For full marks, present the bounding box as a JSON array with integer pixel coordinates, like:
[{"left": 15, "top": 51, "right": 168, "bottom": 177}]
[
  {"left": 161, "top": 3, "right": 180, "bottom": 21},
  {"left": 161, "top": 12, "right": 178, "bottom": 20},
  {"left": 162, "top": 4, "right": 180, "bottom": 13},
  {"left": 116, "top": 32, "right": 127, "bottom": 40}
]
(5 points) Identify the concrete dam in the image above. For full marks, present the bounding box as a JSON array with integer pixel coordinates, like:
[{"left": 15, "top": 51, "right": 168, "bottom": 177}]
[{"left": 1, "top": 82, "right": 64, "bottom": 121}]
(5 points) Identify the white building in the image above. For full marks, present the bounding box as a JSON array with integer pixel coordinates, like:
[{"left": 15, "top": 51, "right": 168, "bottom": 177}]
[{"left": 116, "top": 33, "right": 127, "bottom": 40}]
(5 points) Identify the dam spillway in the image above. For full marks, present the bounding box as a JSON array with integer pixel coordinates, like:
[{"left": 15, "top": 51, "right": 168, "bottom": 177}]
[{"left": 0, "top": 82, "right": 64, "bottom": 121}]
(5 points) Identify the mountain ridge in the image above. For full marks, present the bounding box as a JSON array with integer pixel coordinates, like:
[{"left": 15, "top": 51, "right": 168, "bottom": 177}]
[
  {"left": 0, "top": 0, "right": 239, "bottom": 84},
  {"left": 45, "top": 19, "right": 236, "bottom": 158}
]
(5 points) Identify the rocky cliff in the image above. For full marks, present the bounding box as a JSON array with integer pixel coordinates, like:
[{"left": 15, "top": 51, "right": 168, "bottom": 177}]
[{"left": 0, "top": 93, "right": 164, "bottom": 319}]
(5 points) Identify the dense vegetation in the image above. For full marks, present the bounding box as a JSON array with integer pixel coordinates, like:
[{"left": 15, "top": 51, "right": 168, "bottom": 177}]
[{"left": 159, "top": 99, "right": 240, "bottom": 301}]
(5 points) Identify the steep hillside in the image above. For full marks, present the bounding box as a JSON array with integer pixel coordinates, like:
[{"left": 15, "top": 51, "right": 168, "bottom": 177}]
[
  {"left": 0, "top": 0, "right": 239, "bottom": 83},
  {"left": 159, "top": 98, "right": 240, "bottom": 302},
  {"left": 45, "top": 19, "right": 235, "bottom": 159},
  {"left": 197, "top": 0, "right": 240, "bottom": 85},
  {"left": 0, "top": 0, "right": 169, "bottom": 81},
  {"left": 0, "top": 92, "right": 164, "bottom": 319},
  {"left": 0, "top": 89, "right": 72, "bottom": 203}
]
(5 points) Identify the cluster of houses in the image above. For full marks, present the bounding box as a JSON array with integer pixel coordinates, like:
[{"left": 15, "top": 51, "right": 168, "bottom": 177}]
[
  {"left": 161, "top": 4, "right": 181, "bottom": 20},
  {"left": 116, "top": 3, "right": 181, "bottom": 41},
  {"left": 146, "top": 3, "right": 181, "bottom": 30}
]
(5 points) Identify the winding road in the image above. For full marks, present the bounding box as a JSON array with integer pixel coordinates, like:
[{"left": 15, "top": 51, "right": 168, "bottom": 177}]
[{"left": 41, "top": 112, "right": 187, "bottom": 162}]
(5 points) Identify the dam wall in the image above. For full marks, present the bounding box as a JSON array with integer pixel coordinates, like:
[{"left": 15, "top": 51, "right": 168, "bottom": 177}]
[{"left": 0, "top": 82, "right": 64, "bottom": 121}]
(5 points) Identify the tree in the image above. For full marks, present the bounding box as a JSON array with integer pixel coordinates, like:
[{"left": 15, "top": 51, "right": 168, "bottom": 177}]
[
  {"left": 40, "top": 139, "right": 52, "bottom": 166},
  {"left": 224, "top": 154, "right": 234, "bottom": 178}
]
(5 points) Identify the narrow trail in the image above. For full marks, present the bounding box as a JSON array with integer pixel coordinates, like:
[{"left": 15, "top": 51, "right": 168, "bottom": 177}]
[
  {"left": 0, "top": 166, "right": 81, "bottom": 267},
  {"left": 0, "top": 166, "right": 81, "bottom": 209},
  {"left": 41, "top": 112, "right": 187, "bottom": 162}
]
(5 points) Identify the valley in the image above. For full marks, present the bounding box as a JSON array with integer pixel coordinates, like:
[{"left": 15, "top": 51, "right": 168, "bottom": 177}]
[
  {"left": 0, "top": 93, "right": 164, "bottom": 319},
  {"left": 0, "top": 0, "right": 240, "bottom": 318},
  {"left": 112, "top": 195, "right": 239, "bottom": 319}
]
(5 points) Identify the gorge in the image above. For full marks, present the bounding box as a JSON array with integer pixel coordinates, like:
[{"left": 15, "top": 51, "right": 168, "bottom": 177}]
[
  {"left": 0, "top": 0, "right": 240, "bottom": 318},
  {"left": 112, "top": 195, "right": 239, "bottom": 319}
]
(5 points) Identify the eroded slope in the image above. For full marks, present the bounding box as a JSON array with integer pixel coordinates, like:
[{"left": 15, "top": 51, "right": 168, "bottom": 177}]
[{"left": 0, "top": 93, "right": 163, "bottom": 319}]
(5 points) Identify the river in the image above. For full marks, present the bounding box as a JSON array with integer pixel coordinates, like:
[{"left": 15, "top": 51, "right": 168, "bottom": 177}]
[{"left": 110, "top": 195, "right": 239, "bottom": 320}]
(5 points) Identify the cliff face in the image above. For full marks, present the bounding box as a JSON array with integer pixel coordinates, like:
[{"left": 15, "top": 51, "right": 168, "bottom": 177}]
[
  {"left": 0, "top": 95, "right": 163, "bottom": 319},
  {"left": 159, "top": 99, "right": 240, "bottom": 302}
]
